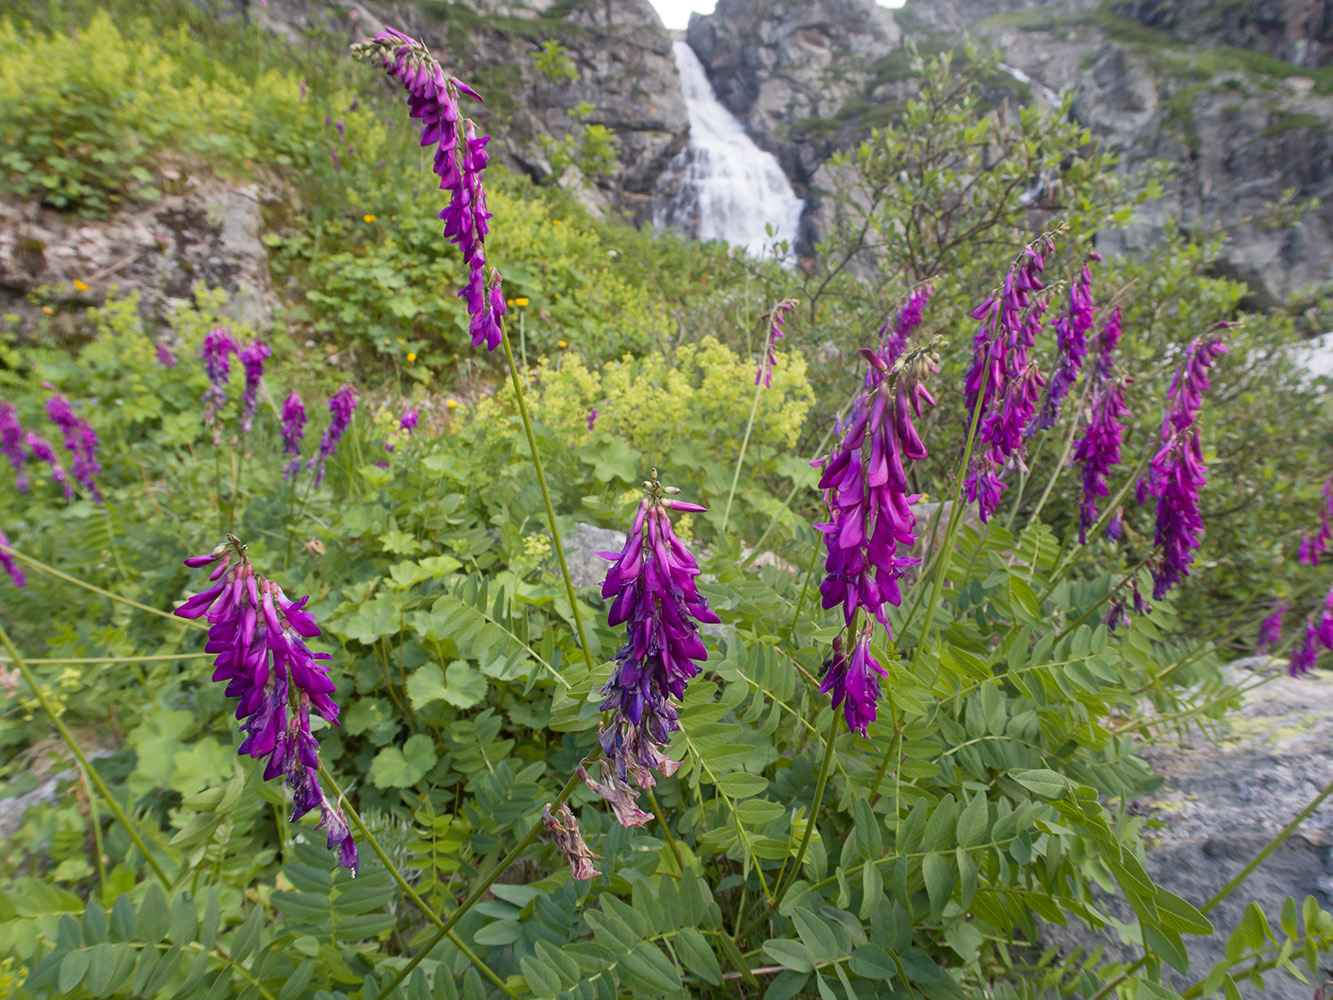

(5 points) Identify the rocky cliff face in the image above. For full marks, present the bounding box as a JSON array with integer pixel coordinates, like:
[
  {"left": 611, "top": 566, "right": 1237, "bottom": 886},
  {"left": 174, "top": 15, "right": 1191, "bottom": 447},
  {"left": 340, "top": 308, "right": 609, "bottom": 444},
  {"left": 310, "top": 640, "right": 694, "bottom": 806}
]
[
  {"left": 686, "top": 0, "right": 1333, "bottom": 306},
  {"left": 248, "top": 0, "right": 688, "bottom": 223}
]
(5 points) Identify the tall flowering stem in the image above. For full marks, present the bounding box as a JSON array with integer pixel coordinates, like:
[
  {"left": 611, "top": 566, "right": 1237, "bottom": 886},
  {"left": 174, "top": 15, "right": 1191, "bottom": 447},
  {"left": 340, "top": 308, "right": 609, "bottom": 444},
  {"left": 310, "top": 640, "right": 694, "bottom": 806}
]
[
  {"left": 175, "top": 535, "right": 356, "bottom": 871},
  {"left": 1031, "top": 251, "right": 1100, "bottom": 433},
  {"left": 280, "top": 391, "right": 306, "bottom": 481},
  {"left": 722, "top": 297, "right": 799, "bottom": 534},
  {"left": 308, "top": 385, "right": 359, "bottom": 489},
  {"left": 1137, "top": 335, "right": 1228, "bottom": 600},
  {"left": 238, "top": 340, "right": 270, "bottom": 435},
  {"left": 1071, "top": 307, "right": 1128, "bottom": 542},
  {"left": 46, "top": 393, "right": 101, "bottom": 502},
  {"left": 351, "top": 28, "right": 506, "bottom": 351},
  {"left": 1, "top": 402, "right": 28, "bottom": 492},
  {"left": 590, "top": 472, "right": 716, "bottom": 825},
  {"left": 201, "top": 326, "right": 239, "bottom": 443}
]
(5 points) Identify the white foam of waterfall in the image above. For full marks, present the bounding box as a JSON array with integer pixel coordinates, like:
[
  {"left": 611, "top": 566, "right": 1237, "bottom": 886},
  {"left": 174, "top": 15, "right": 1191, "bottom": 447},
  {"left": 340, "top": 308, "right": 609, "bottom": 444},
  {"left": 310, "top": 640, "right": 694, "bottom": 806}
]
[{"left": 654, "top": 42, "right": 804, "bottom": 256}]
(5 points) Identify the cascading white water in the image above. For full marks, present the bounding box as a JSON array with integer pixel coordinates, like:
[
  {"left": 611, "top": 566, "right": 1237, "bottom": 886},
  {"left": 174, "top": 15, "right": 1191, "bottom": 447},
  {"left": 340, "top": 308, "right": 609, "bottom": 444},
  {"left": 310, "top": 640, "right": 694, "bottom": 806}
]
[{"left": 655, "top": 42, "right": 804, "bottom": 256}]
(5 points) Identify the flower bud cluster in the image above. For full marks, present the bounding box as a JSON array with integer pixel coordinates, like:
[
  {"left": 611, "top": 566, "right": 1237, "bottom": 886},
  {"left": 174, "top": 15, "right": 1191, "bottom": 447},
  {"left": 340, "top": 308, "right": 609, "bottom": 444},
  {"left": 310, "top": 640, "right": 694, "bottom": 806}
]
[
  {"left": 201, "top": 326, "right": 240, "bottom": 443},
  {"left": 238, "top": 341, "right": 271, "bottom": 435},
  {"left": 1071, "top": 307, "right": 1128, "bottom": 542},
  {"left": 877, "top": 285, "right": 932, "bottom": 368},
  {"left": 756, "top": 297, "right": 798, "bottom": 388},
  {"left": 176, "top": 537, "right": 356, "bottom": 872},
  {"left": 1298, "top": 476, "right": 1332, "bottom": 566}
]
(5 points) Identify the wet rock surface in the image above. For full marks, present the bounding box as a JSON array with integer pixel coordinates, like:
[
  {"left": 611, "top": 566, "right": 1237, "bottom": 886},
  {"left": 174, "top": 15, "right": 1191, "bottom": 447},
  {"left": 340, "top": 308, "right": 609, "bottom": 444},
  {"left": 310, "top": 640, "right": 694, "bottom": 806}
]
[{"left": 1041, "top": 660, "right": 1333, "bottom": 998}]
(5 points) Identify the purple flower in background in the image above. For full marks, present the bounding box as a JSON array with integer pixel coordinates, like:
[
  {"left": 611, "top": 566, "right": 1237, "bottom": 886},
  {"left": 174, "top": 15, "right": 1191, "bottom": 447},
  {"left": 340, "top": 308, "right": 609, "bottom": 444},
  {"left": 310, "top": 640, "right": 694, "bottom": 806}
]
[
  {"left": 156, "top": 342, "right": 177, "bottom": 368},
  {"left": 1, "top": 403, "right": 29, "bottom": 493},
  {"left": 0, "top": 529, "right": 25, "bottom": 588},
  {"left": 299, "top": 81, "right": 307, "bottom": 101},
  {"left": 1256, "top": 600, "right": 1287, "bottom": 656},
  {"left": 1137, "top": 336, "right": 1228, "bottom": 600},
  {"left": 238, "top": 341, "right": 270, "bottom": 435},
  {"left": 201, "top": 326, "right": 239, "bottom": 442},
  {"left": 280, "top": 392, "right": 306, "bottom": 481},
  {"left": 592, "top": 475, "right": 716, "bottom": 825},
  {"left": 24, "top": 432, "right": 70, "bottom": 498},
  {"left": 542, "top": 803, "right": 599, "bottom": 880},
  {"left": 1072, "top": 308, "right": 1128, "bottom": 542},
  {"left": 879, "top": 285, "right": 932, "bottom": 366},
  {"left": 335, "top": 120, "right": 345, "bottom": 138},
  {"left": 175, "top": 538, "right": 356, "bottom": 872},
  {"left": 45, "top": 394, "right": 101, "bottom": 502},
  {"left": 586, "top": 408, "right": 598, "bottom": 432},
  {"left": 1291, "top": 618, "right": 1319, "bottom": 677},
  {"left": 756, "top": 297, "right": 798, "bottom": 388},
  {"left": 1031, "top": 252, "right": 1100, "bottom": 433},
  {"left": 352, "top": 27, "right": 507, "bottom": 351},
  {"left": 399, "top": 408, "right": 418, "bottom": 433},
  {"left": 308, "top": 385, "right": 359, "bottom": 488},
  {"left": 1298, "top": 476, "right": 1333, "bottom": 566}
]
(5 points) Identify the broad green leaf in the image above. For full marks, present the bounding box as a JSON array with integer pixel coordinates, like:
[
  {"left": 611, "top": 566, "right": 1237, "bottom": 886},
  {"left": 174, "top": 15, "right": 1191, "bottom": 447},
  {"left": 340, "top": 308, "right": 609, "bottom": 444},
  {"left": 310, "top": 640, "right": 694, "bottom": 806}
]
[
  {"left": 369, "top": 734, "right": 437, "bottom": 788},
  {"left": 1012, "top": 768, "right": 1068, "bottom": 798},
  {"left": 674, "top": 928, "right": 722, "bottom": 986},
  {"left": 849, "top": 944, "right": 897, "bottom": 981},
  {"left": 761, "top": 938, "right": 814, "bottom": 974}
]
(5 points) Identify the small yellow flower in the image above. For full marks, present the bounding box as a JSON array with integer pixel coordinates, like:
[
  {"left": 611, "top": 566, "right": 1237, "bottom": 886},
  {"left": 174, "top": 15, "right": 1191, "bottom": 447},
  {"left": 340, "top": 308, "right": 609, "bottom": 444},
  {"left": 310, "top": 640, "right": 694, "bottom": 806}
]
[
  {"left": 506, "top": 299, "right": 514, "bottom": 307},
  {"left": 396, "top": 337, "right": 406, "bottom": 345},
  {"left": 72, "top": 279, "right": 89, "bottom": 292},
  {"left": 447, "top": 400, "right": 458, "bottom": 409},
  {"left": 407, "top": 352, "right": 416, "bottom": 363},
  {"left": 552, "top": 220, "right": 562, "bottom": 226},
  {"left": 363, "top": 214, "right": 377, "bottom": 223},
  {"left": 42, "top": 306, "right": 53, "bottom": 315},
  {"left": 557, "top": 340, "right": 567, "bottom": 348},
  {"left": 515, "top": 297, "right": 529, "bottom": 307},
  {"left": 383, "top": 338, "right": 391, "bottom": 346}
]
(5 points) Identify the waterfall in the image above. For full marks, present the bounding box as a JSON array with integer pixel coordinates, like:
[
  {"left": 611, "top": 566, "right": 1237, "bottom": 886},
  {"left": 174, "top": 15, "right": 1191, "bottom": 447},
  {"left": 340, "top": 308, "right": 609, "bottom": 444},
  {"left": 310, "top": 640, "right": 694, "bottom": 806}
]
[{"left": 654, "top": 42, "right": 804, "bottom": 256}]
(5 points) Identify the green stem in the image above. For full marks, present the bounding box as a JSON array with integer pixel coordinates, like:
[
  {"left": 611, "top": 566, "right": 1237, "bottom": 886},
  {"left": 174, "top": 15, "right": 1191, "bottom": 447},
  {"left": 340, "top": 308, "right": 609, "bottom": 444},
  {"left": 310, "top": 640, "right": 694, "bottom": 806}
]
[
  {"left": 373, "top": 753, "right": 595, "bottom": 1000},
  {"left": 1, "top": 545, "right": 203, "bottom": 628},
  {"left": 647, "top": 788, "right": 683, "bottom": 873},
  {"left": 1024, "top": 372, "right": 1095, "bottom": 529},
  {"left": 317, "top": 765, "right": 520, "bottom": 1000},
  {"left": 1201, "top": 776, "right": 1333, "bottom": 915},
  {"left": 786, "top": 533, "right": 824, "bottom": 636},
  {"left": 3, "top": 653, "right": 213, "bottom": 665},
  {"left": 721, "top": 379, "right": 765, "bottom": 536},
  {"left": 500, "top": 327, "right": 597, "bottom": 676},
  {"left": 773, "top": 712, "right": 839, "bottom": 909},
  {"left": 0, "top": 622, "right": 171, "bottom": 885}
]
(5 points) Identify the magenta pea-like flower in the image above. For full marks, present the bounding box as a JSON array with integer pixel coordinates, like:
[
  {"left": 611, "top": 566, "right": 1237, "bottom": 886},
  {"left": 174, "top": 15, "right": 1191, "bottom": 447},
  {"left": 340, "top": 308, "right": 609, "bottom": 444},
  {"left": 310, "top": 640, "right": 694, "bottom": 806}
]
[
  {"left": 1298, "top": 476, "right": 1332, "bottom": 566},
  {"left": 238, "top": 341, "right": 270, "bottom": 435},
  {"left": 590, "top": 473, "right": 716, "bottom": 825},
  {"left": 280, "top": 391, "right": 306, "bottom": 481},
  {"left": 878, "top": 285, "right": 932, "bottom": 367},
  {"left": 23, "top": 432, "right": 70, "bottom": 498},
  {"left": 175, "top": 536, "right": 356, "bottom": 872},
  {"left": 1255, "top": 600, "right": 1287, "bottom": 656},
  {"left": 1031, "top": 252, "right": 1100, "bottom": 433},
  {"left": 201, "top": 326, "right": 239, "bottom": 442},
  {"left": 45, "top": 393, "right": 101, "bottom": 502},
  {"left": 1, "top": 402, "right": 29, "bottom": 493},
  {"left": 756, "top": 297, "right": 798, "bottom": 389},
  {"left": 1071, "top": 308, "right": 1128, "bottom": 542},
  {"left": 308, "top": 385, "right": 359, "bottom": 488},
  {"left": 0, "top": 529, "right": 24, "bottom": 588},
  {"left": 352, "top": 28, "right": 507, "bottom": 351},
  {"left": 156, "top": 342, "right": 177, "bottom": 368}
]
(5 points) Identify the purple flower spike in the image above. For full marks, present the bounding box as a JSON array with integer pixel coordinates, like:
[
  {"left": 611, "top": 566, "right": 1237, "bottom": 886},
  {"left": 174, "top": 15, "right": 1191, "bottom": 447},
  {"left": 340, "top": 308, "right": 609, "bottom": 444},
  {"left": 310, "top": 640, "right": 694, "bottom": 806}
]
[
  {"left": 156, "top": 343, "right": 177, "bottom": 368},
  {"left": 24, "top": 432, "right": 70, "bottom": 498},
  {"left": 1031, "top": 252, "right": 1100, "bottom": 433},
  {"left": 175, "top": 536, "right": 355, "bottom": 873},
  {"left": 1291, "top": 618, "right": 1319, "bottom": 677},
  {"left": 45, "top": 394, "right": 101, "bottom": 502},
  {"left": 586, "top": 408, "right": 598, "bottom": 432},
  {"left": 878, "top": 285, "right": 932, "bottom": 366},
  {"left": 352, "top": 29, "right": 504, "bottom": 352},
  {"left": 238, "top": 341, "right": 270, "bottom": 435},
  {"left": 281, "top": 391, "right": 306, "bottom": 481},
  {"left": 590, "top": 473, "right": 716, "bottom": 826},
  {"left": 399, "top": 408, "right": 418, "bottom": 432},
  {"left": 1, "top": 402, "right": 29, "bottom": 493},
  {"left": 756, "top": 297, "right": 798, "bottom": 388},
  {"left": 308, "top": 385, "right": 358, "bottom": 488},
  {"left": 543, "top": 803, "right": 599, "bottom": 880},
  {"left": 820, "top": 634, "right": 886, "bottom": 737},
  {"left": 1072, "top": 308, "right": 1128, "bottom": 542},
  {"left": 1138, "top": 336, "right": 1228, "bottom": 599},
  {"left": 201, "top": 326, "right": 239, "bottom": 443},
  {"left": 1256, "top": 600, "right": 1287, "bottom": 656},
  {"left": 1298, "top": 476, "right": 1333, "bottom": 566},
  {"left": 0, "top": 529, "right": 25, "bottom": 588}
]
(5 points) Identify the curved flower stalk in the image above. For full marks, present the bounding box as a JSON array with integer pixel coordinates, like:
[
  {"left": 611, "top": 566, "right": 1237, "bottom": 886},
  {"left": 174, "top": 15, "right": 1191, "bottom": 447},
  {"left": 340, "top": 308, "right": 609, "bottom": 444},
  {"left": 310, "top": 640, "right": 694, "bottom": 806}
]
[
  {"left": 1, "top": 402, "right": 29, "bottom": 493},
  {"left": 1298, "top": 476, "right": 1332, "bottom": 566},
  {"left": 45, "top": 393, "right": 101, "bottom": 502},
  {"left": 815, "top": 344, "right": 935, "bottom": 734},
  {"left": 238, "top": 340, "right": 270, "bottom": 435},
  {"left": 1031, "top": 251, "right": 1100, "bottom": 433},
  {"left": 175, "top": 535, "right": 356, "bottom": 871},
  {"left": 878, "top": 285, "right": 932, "bottom": 368},
  {"left": 1137, "top": 336, "right": 1228, "bottom": 600},
  {"left": 1071, "top": 307, "right": 1128, "bottom": 542},
  {"left": 201, "top": 326, "right": 239, "bottom": 443},
  {"left": 590, "top": 472, "right": 716, "bottom": 826},
  {"left": 351, "top": 27, "right": 506, "bottom": 351},
  {"left": 280, "top": 391, "right": 306, "bottom": 481},
  {"left": 1255, "top": 600, "right": 1287, "bottom": 656},
  {"left": 308, "top": 385, "right": 359, "bottom": 489},
  {"left": 756, "top": 297, "right": 798, "bottom": 388},
  {"left": 542, "top": 803, "right": 598, "bottom": 880},
  {"left": 0, "top": 529, "right": 24, "bottom": 587},
  {"left": 963, "top": 237, "right": 1054, "bottom": 522}
]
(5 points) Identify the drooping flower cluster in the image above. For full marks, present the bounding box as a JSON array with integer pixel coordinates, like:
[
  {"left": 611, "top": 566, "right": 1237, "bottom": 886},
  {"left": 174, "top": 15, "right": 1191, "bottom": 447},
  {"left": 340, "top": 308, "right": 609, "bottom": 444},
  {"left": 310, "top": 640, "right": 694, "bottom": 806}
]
[
  {"left": 352, "top": 28, "right": 507, "bottom": 351},
  {"left": 1071, "top": 307, "right": 1128, "bottom": 542},
  {"left": 23, "top": 432, "right": 70, "bottom": 498},
  {"left": 1289, "top": 589, "right": 1333, "bottom": 677},
  {"left": 1298, "top": 476, "right": 1332, "bottom": 566},
  {"left": 756, "top": 297, "right": 798, "bottom": 388},
  {"left": 175, "top": 536, "right": 356, "bottom": 871},
  {"left": 1255, "top": 600, "right": 1287, "bottom": 656},
  {"left": 280, "top": 392, "right": 306, "bottom": 481},
  {"left": 590, "top": 473, "right": 716, "bottom": 826},
  {"left": 308, "top": 385, "right": 359, "bottom": 488},
  {"left": 1, "top": 403, "right": 28, "bottom": 493},
  {"left": 201, "top": 326, "right": 239, "bottom": 441},
  {"left": 815, "top": 342, "right": 934, "bottom": 735},
  {"left": 0, "top": 529, "right": 24, "bottom": 588},
  {"left": 1030, "top": 252, "right": 1100, "bottom": 434},
  {"left": 542, "top": 803, "right": 598, "bottom": 880},
  {"left": 878, "top": 285, "right": 932, "bottom": 367},
  {"left": 1137, "top": 336, "right": 1228, "bottom": 600},
  {"left": 238, "top": 340, "right": 271, "bottom": 435},
  {"left": 45, "top": 394, "right": 101, "bottom": 502},
  {"left": 963, "top": 238, "right": 1054, "bottom": 521},
  {"left": 155, "top": 342, "right": 177, "bottom": 368}
]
